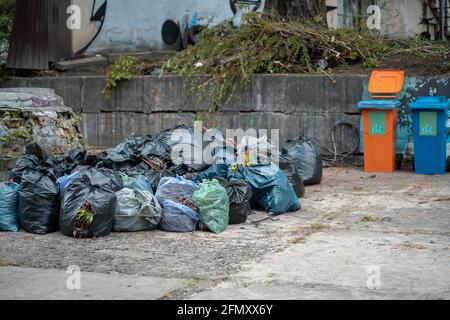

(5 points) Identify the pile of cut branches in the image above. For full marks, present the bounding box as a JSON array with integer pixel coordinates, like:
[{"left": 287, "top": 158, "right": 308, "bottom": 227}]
[{"left": 164, "top": 13, "right": 449, "bottom": 109}]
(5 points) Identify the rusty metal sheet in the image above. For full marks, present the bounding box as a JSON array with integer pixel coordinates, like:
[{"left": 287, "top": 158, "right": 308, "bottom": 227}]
[
  {"left": 7, "top": 0, "right": 50, "bottom": 69},
  {"left": 7, "top": 0, "right": 72, "bottom": 70}
]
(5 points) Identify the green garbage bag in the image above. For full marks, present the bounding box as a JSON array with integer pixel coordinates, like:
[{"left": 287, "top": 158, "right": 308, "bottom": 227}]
[{"left": 193, "top": 179, "right": 229, "bottom": 234}]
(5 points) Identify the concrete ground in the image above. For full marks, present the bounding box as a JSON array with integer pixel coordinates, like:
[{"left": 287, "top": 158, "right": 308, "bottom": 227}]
[{"left": 0, "top": 167, "right": 449, "bottom": 300}]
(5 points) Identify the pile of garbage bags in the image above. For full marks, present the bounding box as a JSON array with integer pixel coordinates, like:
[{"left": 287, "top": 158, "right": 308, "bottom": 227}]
[{"left": 0, "top": 127, "right": 325, "bottom": 237}]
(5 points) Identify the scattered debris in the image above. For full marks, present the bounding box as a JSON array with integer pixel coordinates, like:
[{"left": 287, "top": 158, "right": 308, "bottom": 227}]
[
  {"left": 55, "top": 56, "right": 107, "bottom": 72},
  {"left": 361, "top": 215, "right": 378, "bottom": 222}
]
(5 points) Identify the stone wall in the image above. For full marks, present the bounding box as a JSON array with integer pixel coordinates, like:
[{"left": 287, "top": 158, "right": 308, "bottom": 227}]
[{"left": 1, "top": 75, "right": 366, "bottom": 154}]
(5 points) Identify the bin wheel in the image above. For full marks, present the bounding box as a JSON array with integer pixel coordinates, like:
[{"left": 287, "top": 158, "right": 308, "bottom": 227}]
[
  {"left": 396, "top": 154, "right": 404, "bottom": 171},
  {"left": 447, "top": 156, "right": 450, "bottom": 172}
]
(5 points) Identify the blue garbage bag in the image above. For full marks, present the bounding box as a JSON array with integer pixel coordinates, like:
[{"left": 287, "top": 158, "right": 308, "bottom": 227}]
[
  {"left": 159, "top": 199, "right": 199, "bottom": 232},
  {"left": 191, "top": 163, "right": 231, "bottom": 182},
  {"left": 194, "top": 163, "right": 300, "bottom": 215},
  {"left": 236, "top": 164, "right": 301, "bottom": 215},
  {"left": 57, "top": 172, "right": 81, "bottom": 200},
  {"left": 0, "top": 182, "right": 20, "bottom": 232},
  {"left": 155, "top": 176, "right": 198, "bottom": 204},
  {"left": 124, "top": 175, "right": 154, "bottom": 194}
]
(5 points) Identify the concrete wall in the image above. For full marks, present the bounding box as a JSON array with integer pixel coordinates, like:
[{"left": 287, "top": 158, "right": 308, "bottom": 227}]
[
  {"left": 71, "top": 0, "right": 265, "bottom": 55},
  {"left": 1, "top": 75, "right": 365, "bottom": 153},
  {"left": 332, "top": 0, "right": 426, "bottom": 38},
  {"left": 377, "top": 0, "right": 425, "bottom": 38},
  {"left": 2, "top": 75, "right": 449, "bottom": 158}
]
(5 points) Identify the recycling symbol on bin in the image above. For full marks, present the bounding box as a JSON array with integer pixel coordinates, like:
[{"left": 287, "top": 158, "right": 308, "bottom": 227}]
[
  {"left": 371, "top": 124, "right": 384, "bottom": 135},
  {"left": 421, "top": 125, "right": 434, "bottom": 135}
]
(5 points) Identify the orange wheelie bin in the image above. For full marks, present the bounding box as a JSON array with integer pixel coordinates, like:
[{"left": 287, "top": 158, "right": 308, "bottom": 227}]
[{"left": 358, "top": 70, "right": 405, "bottom": 173}]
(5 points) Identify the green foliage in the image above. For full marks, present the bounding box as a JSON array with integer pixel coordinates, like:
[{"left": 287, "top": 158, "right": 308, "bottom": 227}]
[
  {"left": 73, "top": 203, "right": 95, "bottom": 238},
  {"left": 76, "top": 207, "right": 94, "bottom": 227},
  {"left": 103, "top": 55, "right": 140, "bottom": 98},
  {"left": 0, "top": 0, "right": 15, "bottom": 41},
  {"left": 165, "top": 14, "right": 450, "bottom": 117},
  {"left": 14, "top": 129, "right": 33, "bottom": 143},
  {"left": 363, "top": 57, "right": 380, "bottom": 70},
  {"left": 2, "top": 110, "right": 22, "bottom": 119},
  {"left": 0, "top": 0, "right": 15, "bottom": 81}
]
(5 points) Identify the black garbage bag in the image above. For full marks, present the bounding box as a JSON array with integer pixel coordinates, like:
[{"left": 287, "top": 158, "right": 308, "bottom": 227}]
[
  {"left": 283, "top": 136, "right": 323, "bottom": 186},
  {"left": 12, "top": 144, "right": 88, "bottom": 183},
  {"left": 11, "top": 155, "right": 41, "bottom": 183},
  {"left": 19, "top": 169, "right": 60, "bottom": 235},
  {"left": 105, "top": 161, "right": 148, "bottom": 177},
  {"left": 102, "top": 136, "right": 144, "bottom": 164},
  {"left": 11, "top": 144, "right": 51, "bottom": 183},
  {"left": 279, "top": 154, "right": 305, "bottom": 198},
  {"left": 75, "top": 167, "right": 124, "bottom": 193},
  {"left": 60, "top": 174, "right": 117, "bottom": 238},
  {"left": 217, "top": 178, "right": 252, "bottom": 224},
  {"left": 157, "top": 125, "right": 210, "bottom": 173},
  {"left": 146, "top": 169, "right": 175, "bottom": 192},
  {"left": 47, "top": 148, "right": 87, "bottom": 177},
  {"left": 101, "top": 135, "right": 171, "bottom": 167},
  {"left": 140, "top": 138, "right": 171, "bottom": 161}
]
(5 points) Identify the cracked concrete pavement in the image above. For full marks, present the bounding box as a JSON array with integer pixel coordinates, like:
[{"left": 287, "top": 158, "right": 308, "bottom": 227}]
[{"left": 0, "top": 167, "right": 449, "bottom": 300}]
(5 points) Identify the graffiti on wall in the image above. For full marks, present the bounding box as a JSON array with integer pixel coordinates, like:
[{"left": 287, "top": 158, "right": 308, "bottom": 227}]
[
  {"left": 73, "top": 0, "right": 265, "bottom": 55},
  {"left": 74, "top": 0, "right": 107, "bottom": 55}
]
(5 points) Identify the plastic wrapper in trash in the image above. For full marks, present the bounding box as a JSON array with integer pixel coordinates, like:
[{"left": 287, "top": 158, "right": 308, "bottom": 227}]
[
  {"left": 56, "top": 171, "right": 81, "bottom": 200},
  {"left": 0, "top": 182, "right": 20, "bottom": 232},
  {"left": 123, "top": 175, "right": 154, "bottom": 194},
  {"left": 113, "top": 188, "right": 162, "bottom": 232},
  {"left": 155, "top": 176, "right": 199, "bottom": 204},
  {"left": 238, "top": 135, "right": 279, "bottom": 164},
  {"left": 159, "top": 199, "right": 199, "bottom": 232},
  {"left": 19, "top": 169, "right": 60, "bottom": 235},
  {"left": 279, "top": 154, "right": 305, "bottom": 198},
  {"left": 217, "top": 178, "right": 252, "bottom": 225},
  {"left": 59, "top": 174, "right": 117, "bottom": 238},
  {"left": 193, "top": 179, "right": 229, "bottom": 234},
  {"left": 283, "top": 136, "right": 323, "bottom": 186}
]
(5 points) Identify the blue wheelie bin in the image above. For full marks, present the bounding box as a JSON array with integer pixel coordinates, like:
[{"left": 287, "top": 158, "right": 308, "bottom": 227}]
[{"left": 409, "top": 96, "right": 449, "bottom": 175}]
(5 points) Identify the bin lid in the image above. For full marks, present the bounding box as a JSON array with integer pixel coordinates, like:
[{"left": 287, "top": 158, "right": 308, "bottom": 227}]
[
  {"left": 409, "top": 96, "right": 450, "bottom": 111},
  {"left": 368, "top": 69, "right": 405, "bottom": 99},
  {"left": 358, "top": 99, "right": 401, "bottom": 110}
]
